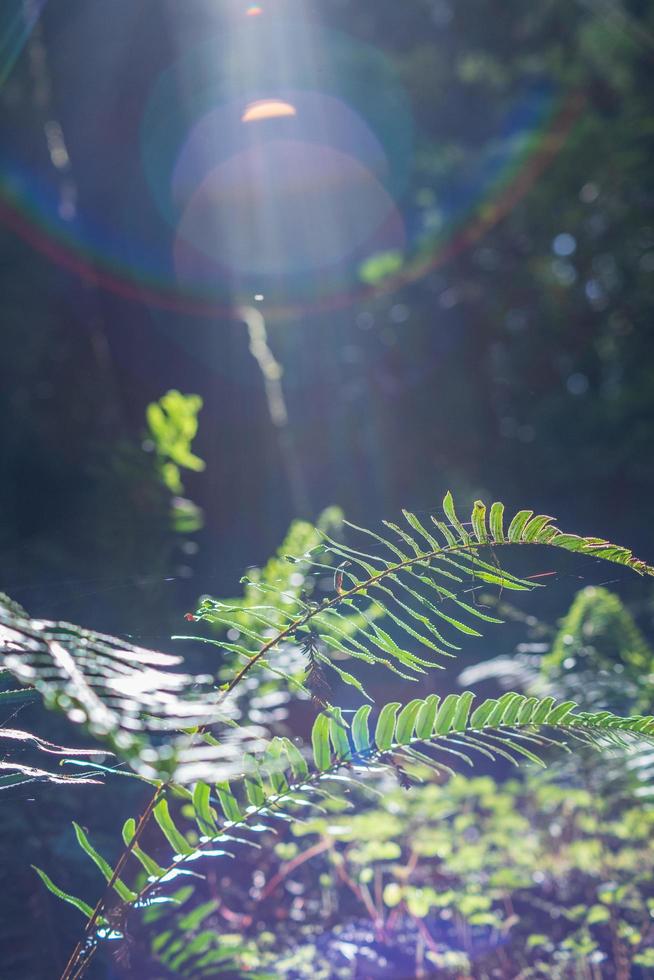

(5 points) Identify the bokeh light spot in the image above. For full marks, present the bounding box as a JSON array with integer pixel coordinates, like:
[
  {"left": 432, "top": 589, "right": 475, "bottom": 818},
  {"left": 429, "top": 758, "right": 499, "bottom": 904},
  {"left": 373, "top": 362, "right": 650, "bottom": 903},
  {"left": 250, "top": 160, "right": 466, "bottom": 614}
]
[{"left": 552, "top": 232, "right": 577, "bottom": 257}]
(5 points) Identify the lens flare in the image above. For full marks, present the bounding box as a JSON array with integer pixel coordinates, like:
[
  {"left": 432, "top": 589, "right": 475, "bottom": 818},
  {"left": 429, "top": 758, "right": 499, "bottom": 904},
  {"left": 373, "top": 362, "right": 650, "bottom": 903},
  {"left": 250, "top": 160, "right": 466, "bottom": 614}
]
[
  {"left": 0, "top": 13, "right": 587, "bottom": 321},
  {"left": 0, "top": 0, "right": 46, "bottom": 88},
  {"left": 246, "top": 4, "right": 263, "bottom": 15},
  {"left": 241, "top": 99, "right": 297, "bottom": 122}
]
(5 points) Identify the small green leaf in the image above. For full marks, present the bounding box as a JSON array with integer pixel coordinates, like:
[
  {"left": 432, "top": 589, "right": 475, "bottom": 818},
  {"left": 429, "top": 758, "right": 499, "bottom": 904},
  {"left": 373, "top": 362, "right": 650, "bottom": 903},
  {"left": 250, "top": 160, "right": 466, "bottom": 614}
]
[
  {"left": 122, "top": 819, "right": 165, "bottom": 878},
  {"left": 453, "top": 691, "right": 475, "bottom": 731},
  {"left": 522, "top": 514, "right": 556, "bottom": 542},
  {"left": 470, "top": 698, "right": 498, "bottom": 729},
  {"left": 502, "top": 695, "right": 525, "bottom": 727},
  {"left": 402, "top": 510, "right": 439, "bottom": 549},
  {"left": 507, "top": 509, "right": 533, "bottom": 541},
  {"left": 328, "top": 708, "right": 351, "bottom": 760},
  {"left": 73, "top": 823, "right": 136, "bottom": 902},
  {"left": 552, "top": 533, "right": 585, "bottom": 552},
  {"left": 215, "top": 782, "right": 242, "bottom": 823},
  {"left": 415, "top": 695, "right": 440, "bottom": 739},
  {"left": 442, "top": 491, "right": 471, "bottom": 544},
  {"left": 352, "top": 705, "right": 372, "bottom": 754},
  {"left": 264, "top": 740, "right": 289, "bottom": 795},
  {"left": 487, "top": 692, "right": 520, "bottom": 727},
  {"left": 395, "top": 699, "right": 424, "bottom": 744},
  {"left": 429, "top": 608, "right": 483, "bottom": 637},
  {"left": 243, "top": 755, "right": 266, "bottom": 807},
  {"left": 312, "top": 714, "right": 332, "bottom": 771},
  {"left": 432, "top": 518, "right": 457, "bottom": 546},
  {"left": 154, "top": 800, "right": 194, "bottom": 856},
  {"left": 532, "top": 697, "right": 556, "bottom": 725},
  {"left": 546, "top": 700, "right": 578, "bottom": 725},
  {"left": 517, "top": 697, "right": 538, "bottom": 725},
  {"left": 193, "top": 782, "right": 218, "bottom": 836},
  {"left": 586, "top": 905, "right": 610, "bottom": 925},
  {"left": 489, "top": 502, "right": 505, "bottom": 542},
  {"left": 375, "top": 702, "right": 401, "bottom": 751},
  {"left": 434, "top": 694, "right": 459, "bottom": 734},
  {"left": 279, "top": 739, "right": 309, "bottom": 781},
  {"left": 471, "top": 501, "right": 488, "bottom": 544},
  {"left": 33, "top": 867, "right": 94, "bottom": 919}
]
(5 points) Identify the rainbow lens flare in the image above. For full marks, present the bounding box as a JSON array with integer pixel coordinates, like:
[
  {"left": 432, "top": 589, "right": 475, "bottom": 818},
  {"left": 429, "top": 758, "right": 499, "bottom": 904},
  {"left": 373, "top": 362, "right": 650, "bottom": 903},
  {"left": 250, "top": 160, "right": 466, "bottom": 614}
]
[{"left": 0, "top": 9, "right": 585, "bottom": 321}]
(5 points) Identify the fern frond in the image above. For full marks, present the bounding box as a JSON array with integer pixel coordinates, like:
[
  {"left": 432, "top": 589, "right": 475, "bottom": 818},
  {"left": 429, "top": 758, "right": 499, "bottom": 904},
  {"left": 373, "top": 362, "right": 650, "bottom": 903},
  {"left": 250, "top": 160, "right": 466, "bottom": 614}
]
[
  {"left": 0, "top": 491, "right": 649, "bottom": 805},
  {"left": 193, "top": 494, "right": 654, "bottom": 695},
  {"left": 48, "top": 693, "right": 653, "bottom": 941},
  {"left": 0, "top": 594, "right": 260, "bottom": 781},
  {"left": 6, "top": 496, "right": 650, "bottom": 784},
  {"left": 0, "top": 727, "right": 108, "bottom": 789}
]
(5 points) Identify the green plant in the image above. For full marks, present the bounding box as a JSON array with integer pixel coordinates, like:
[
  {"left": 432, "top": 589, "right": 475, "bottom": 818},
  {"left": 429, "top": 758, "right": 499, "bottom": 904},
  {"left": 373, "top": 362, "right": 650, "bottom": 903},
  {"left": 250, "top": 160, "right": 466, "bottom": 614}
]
[
  {"left": 248, "top": 585, "right": 654, "bottom": 978},
  {"left": 252, "top": 771, "right": 654, "bottom": 978},
  {"left": 2, "top": 493, "right": 654, "bottom": 978},
  {"left": 146, "top": 389, "right": 205, "bottom": 532}
]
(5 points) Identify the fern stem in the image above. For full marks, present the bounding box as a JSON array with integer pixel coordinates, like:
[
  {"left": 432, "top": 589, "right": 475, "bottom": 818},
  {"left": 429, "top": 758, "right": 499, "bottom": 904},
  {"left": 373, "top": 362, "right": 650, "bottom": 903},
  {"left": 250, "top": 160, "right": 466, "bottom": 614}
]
[
  {"left": 133, "top": 769, "right": 334, "bottom": 907},
  {"left": 60, "top": 784, "right": 164, "bottom": 980},
  {"left": 215, "top": 542, "right": 459, "bottom": 696},
  {"left": 256, "top": 837, "right": 332, "bottom": 903},
  {"left": 207, "top": 518, "right": 653, "bottom": 707}
]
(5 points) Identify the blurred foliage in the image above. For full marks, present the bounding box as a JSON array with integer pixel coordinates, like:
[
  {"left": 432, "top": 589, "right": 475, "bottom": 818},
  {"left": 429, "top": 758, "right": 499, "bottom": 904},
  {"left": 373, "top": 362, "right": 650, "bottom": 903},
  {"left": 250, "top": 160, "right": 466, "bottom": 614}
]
[
  {"left": 146, "top": 389, "right": 205, "bottom": 532},
  {"left": 544, "top": 585, "right": 653, "bottom": 690},
  {"left": 269, "top": 774, "right": 654, "bottom": 978},
  {"left": 146, "top": 390, "right": 205, "bottom": 494}
]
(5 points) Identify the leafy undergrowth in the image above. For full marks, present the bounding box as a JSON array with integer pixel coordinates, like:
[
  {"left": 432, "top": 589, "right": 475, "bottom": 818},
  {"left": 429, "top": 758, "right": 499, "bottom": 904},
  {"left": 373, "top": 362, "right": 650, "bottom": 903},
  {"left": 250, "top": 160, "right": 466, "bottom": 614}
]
[
  {"left": 136, "top": 767, "right": 653, "bottom": 980},
  {"left": 3, "top": 498, "right": 654, "bottom": 979}
]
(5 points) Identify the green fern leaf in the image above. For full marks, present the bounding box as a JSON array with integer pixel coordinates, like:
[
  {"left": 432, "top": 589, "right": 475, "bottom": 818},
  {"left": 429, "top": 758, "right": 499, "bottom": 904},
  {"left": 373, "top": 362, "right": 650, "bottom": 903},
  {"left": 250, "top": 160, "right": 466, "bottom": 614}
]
[
  {"left": 489, "top": 501, "right": 505, "bottom": 542},
  {"left": 215, "top": 782, "right": 242, "bottom": 823},
  {"left": 351, "top": 705, "right": 372, "bottom": 753},
  {"left": 395, "top": 699, "right": 424, "bottom": 743},
  {"left": 507, "top": 509, "right": 534, "bottom": 541},
  {"left": 328, "top": 708, "right": 351, "bottom": 761},
  {"left": 122, "top": 819, "right": 166, "bottom": 878},
  {"left": 32, "top": 867, "right": 94, "bottom": 919},
  {"left": 434, "top": 694, "right": 460, "bottom": 734},
  {"left": 375, "top": 702, "right": 401, "bottom": 751},
  {"left": 414, "top": 695, "right": 440, "bottom": 739},
  {"left": 442, "top": 491, "right": 471, "bottom": 544},
  {"left": 278, "top": 739, "right": 309, "bottom": 782},
  {"left": 471, "top": 501, "right": 488, "bottom": 544},
  {"left": 154, "top": 800, "right": 194, "bottom": 856},
  {"left": 73, "top": 823, "right": 136, "bottom": 902},
  {"left": 243, "top": 755, "right": 266, "bottom": 807},
  {"left": 311, "top": 714, "right": 332, "bottom": 771},
  {"left": 453, "top": 691, "right": 475, "bottom": 731},
  {"left": 192, "top": 783, "right": 218, "bottom": 836}
]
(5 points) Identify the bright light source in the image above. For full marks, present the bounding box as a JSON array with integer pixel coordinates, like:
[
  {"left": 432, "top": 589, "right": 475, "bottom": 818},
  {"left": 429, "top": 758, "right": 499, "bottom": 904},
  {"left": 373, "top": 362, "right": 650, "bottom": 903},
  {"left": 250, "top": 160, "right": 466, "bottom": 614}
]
[
  {"left": 241, "top": 99, "right": 297, "bottom": 123},
  {"left": 246, "top": 4, "right": 263, "bottom": 16}
]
